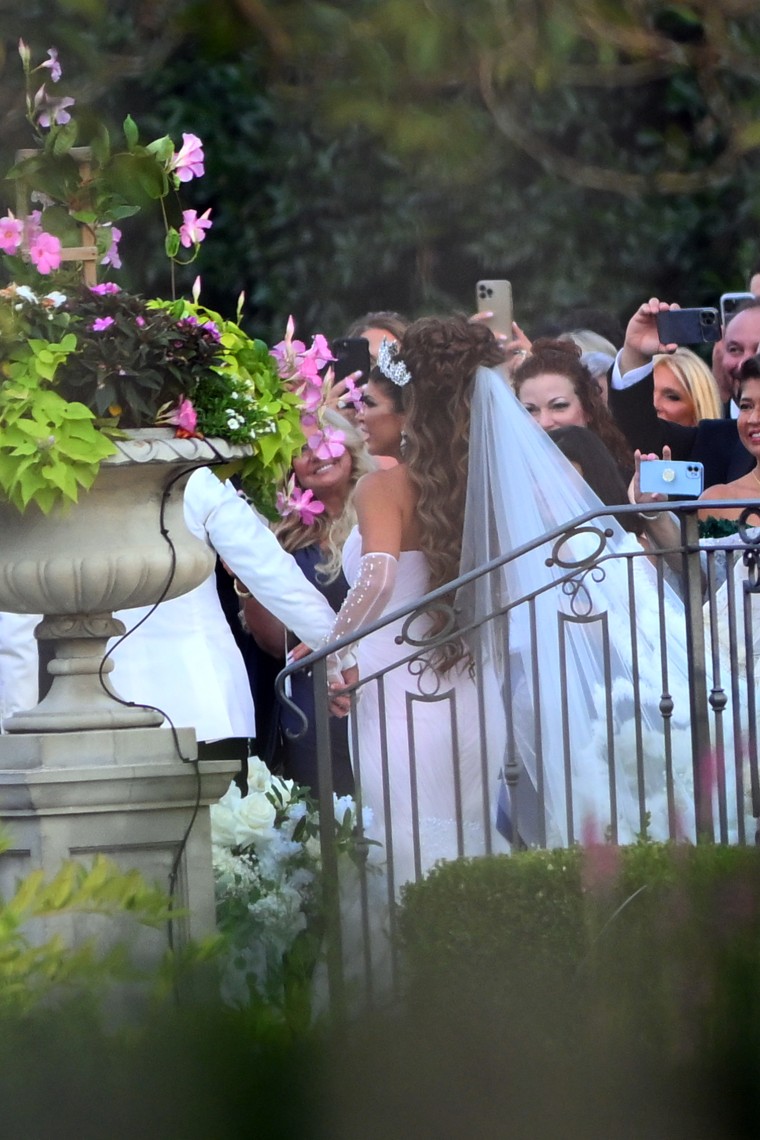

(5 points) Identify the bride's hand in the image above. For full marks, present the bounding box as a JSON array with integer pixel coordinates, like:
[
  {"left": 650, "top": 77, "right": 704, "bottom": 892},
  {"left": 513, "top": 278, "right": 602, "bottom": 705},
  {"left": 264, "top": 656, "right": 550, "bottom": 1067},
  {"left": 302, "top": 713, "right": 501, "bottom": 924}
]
[{"left": 329, "top": 665, "right": 358, "bottom": 718}]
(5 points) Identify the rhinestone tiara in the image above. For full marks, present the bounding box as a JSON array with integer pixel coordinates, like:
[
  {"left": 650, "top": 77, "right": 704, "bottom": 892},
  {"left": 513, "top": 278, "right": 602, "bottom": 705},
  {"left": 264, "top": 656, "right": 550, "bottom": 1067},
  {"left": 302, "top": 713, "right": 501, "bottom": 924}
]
[{"left": 376, "top": 337, "right": 412, "bottom": 387}]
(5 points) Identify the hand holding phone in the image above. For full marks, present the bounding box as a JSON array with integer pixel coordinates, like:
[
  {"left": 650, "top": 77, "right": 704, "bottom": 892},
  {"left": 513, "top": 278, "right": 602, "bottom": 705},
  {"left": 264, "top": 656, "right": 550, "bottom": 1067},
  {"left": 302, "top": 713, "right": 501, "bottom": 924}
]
[
  {"left": 330, "top": 337, "right": 372, "bottom": 384},
  {"left": 639, "top": 459, "right": 704, "bottom": 497},
  {"left": 655, "top": 308, "right": 720, "bottom": 346},
  {"left": 476, "top": 280, "right": 513, "bottom": 338}
]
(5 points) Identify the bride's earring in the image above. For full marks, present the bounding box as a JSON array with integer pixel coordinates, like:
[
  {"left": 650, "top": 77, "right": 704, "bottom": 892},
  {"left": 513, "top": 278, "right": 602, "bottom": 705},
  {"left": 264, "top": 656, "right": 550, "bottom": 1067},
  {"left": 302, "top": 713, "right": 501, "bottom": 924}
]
[{"left": 400, "top": 429, "right": 408, "bottom": 456}]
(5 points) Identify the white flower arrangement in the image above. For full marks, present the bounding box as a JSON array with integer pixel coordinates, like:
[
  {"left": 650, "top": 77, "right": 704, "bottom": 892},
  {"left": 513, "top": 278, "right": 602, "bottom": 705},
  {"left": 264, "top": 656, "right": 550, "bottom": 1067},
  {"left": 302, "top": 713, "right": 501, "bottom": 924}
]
[{"left": 211, "top": 757, "right": 370, "bottom": 1013}]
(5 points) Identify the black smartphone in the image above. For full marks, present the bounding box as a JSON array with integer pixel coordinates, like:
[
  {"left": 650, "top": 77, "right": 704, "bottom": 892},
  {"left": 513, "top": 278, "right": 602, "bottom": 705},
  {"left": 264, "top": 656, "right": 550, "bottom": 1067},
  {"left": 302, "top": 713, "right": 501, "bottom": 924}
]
[
  {"left": 330, "top": 336, "right": 371, "bottom": 384},
  {"left": 656, "top": 308, "right": 721, "bottom": 345}
]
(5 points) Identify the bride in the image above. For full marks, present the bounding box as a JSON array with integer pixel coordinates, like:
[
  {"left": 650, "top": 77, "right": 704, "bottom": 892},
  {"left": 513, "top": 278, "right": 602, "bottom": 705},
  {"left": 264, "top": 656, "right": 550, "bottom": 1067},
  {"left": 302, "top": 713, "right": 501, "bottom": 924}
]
[
  {"left": 328, "top": 317, "right": 510, "bottom": 887},
  {"left": 323, "top": 315, "right": 745, "bottom": 890}
]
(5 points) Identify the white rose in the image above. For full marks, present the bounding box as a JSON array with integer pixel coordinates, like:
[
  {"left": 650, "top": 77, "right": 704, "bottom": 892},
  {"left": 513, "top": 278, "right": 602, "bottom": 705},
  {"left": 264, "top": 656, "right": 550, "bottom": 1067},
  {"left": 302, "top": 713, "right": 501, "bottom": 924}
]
[
  {"left": 247, "top": 756, "right": 273, "bottom": 794},
  {"left": 210, "top": 781, "right": 243, "bottom": 848},
  {"left": 234, "top": 790, "right": 277, "bottom": 848}
]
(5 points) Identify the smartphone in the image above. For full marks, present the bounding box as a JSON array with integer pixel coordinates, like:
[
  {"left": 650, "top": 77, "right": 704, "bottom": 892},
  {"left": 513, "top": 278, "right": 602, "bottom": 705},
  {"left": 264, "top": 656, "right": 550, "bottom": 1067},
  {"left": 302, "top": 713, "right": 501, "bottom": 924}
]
[
  {"left": 639, "top": 460, "right": 704, "bottom": 498},
  {"left": 656, "top": 308, "right": 721, "bottom": 346},
  {"left": 476, "top": 279, "right": 513, "bottom": 338},
  {"left": 720, "top": 292, "right": 754, "bottom": 330},
  {"left": 330, "top": 336, "right": 371, "bottom": 384}
]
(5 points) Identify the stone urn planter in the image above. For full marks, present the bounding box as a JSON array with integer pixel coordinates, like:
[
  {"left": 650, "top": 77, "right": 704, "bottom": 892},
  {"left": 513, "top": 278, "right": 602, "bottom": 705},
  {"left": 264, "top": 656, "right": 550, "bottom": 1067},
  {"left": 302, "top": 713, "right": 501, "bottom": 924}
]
[{"left": 0, "top": 431, "right": 247, "bottom": 732}]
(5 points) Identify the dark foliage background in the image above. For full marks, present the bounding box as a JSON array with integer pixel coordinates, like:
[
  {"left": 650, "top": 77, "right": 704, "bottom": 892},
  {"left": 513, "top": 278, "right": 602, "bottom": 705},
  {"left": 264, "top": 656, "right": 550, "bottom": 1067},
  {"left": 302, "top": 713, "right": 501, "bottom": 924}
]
[{"left": 2, "top": 0, "right": 760, "bottom": 342}]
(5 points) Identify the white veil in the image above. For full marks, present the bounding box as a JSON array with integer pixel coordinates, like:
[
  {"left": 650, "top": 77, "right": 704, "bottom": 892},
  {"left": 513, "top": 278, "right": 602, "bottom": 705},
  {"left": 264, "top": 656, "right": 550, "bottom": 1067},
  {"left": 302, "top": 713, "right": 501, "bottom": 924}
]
[{"left": 458, "top": 366, "right": 702, "bottom": 846}]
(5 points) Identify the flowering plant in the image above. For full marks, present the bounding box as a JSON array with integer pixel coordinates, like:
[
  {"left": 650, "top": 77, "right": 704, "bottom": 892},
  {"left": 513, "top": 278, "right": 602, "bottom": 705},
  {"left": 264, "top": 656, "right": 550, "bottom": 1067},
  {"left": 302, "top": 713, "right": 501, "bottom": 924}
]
[
  {"left": 271, "top": 316, "right": 352, "bottom": 525},
  {"left": 211, "top": 758, "right": 369, "bottom": 1016},
  {"left": 0, "top": 42, "right": 309, "bottom": 516}
]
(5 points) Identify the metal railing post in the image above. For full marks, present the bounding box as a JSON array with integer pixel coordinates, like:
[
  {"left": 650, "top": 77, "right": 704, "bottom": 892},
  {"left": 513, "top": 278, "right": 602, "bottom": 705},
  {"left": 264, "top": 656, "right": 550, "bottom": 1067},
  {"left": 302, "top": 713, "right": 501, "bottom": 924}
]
[{"left": 680, "top": 508, "right": 714, "bottom": 840}]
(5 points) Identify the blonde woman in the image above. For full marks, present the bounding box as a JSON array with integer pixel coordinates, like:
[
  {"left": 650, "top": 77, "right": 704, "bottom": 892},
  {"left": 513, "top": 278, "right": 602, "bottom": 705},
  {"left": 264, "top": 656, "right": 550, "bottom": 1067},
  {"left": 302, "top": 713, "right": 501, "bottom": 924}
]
[
  {"left": 242, "top": 409, "right": 374, "bottom": 795},
  {"left": 652, "top": 347, "right": 722, "bottom": 427}
]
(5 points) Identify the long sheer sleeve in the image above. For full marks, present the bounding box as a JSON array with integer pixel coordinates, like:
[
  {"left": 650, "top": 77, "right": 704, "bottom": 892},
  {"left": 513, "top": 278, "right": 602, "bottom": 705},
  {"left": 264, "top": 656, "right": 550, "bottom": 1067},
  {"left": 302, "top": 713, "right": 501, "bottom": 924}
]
[{"left": 324, "top": 552, "right": 398, "bottom": 667}]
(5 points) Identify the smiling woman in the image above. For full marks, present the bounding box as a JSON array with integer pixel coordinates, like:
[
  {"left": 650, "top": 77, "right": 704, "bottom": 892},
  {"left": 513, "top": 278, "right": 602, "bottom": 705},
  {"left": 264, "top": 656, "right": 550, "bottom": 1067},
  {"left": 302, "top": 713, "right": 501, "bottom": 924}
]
[
  {"left": 513, "top": 338, "right": 633, "bottom": 479},
  {"left": 699, "top": 358, "right": 760, "bottom": 522},
  {"left": 652, "top": 348, "right": 721, "bottom": 427}
]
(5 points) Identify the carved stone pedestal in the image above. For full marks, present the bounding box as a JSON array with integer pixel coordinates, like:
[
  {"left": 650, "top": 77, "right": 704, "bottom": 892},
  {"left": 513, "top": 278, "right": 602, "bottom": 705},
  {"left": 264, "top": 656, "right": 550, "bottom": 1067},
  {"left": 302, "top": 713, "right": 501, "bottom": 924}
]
[{"left": 0, "top": 728, "right": 238, "bottom": 960}]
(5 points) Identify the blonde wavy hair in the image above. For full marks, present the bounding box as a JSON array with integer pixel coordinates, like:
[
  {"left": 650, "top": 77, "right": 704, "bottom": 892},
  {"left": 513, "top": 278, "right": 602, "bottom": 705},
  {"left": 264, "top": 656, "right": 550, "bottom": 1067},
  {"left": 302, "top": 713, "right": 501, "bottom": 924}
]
[
  {"left": 652, "top": 347, "right": 722, "bottom": 423},
  {"left": 382, "top": 314, "right": 505, "bottom": 670},
  {"left": 275, "top": 409, "right": 375, "bottom": 583}
]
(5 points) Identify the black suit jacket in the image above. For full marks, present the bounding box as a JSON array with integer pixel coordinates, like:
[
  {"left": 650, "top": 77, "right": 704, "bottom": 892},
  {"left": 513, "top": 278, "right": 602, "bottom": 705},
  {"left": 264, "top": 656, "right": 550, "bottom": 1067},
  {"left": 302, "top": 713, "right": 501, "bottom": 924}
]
[{"left": 608, "top": 370, "right": 753, "bottom": 488}]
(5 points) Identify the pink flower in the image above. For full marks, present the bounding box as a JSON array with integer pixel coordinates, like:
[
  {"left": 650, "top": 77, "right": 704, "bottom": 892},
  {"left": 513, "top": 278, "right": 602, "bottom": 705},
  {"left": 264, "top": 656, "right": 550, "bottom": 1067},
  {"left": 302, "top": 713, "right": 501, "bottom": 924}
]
[
  {"left": 135, "top": 316, "right": 146, "bottom": 328},
  {"left": 25, "top": 211, "right": 42, "bottom": 244},
  {"left": 28, "top": 231, "right": 62, "bottom": 274},
  {"left": 36, "top": 93, "right": 75, "bottom": 128},
  {"left": 307, "top": 425, "right": 346, "bottom": 461},
  {"left": 0, "top": 213, "right": 23, "bottom": 255},
  {"left": 178, "top": 208, "right": 212, "bottom": 248},
  {"left": 91, "top": 316, "right": 115, "bottom": 332},
  {"left": 300, "top": 377, "right": 326, "bottom": 413},
  {"left": 271, "top": 315, "right": 307, "bottom": 380},
  {"left": 302, "top": 333, "right": 335, "bottom": 373},
  {"left": 341, "top": 373, "right": 364, "bottom": 411},
  {"left": 166, "top": 397, "right": 198, "bottom": 433},
  {"left": 101, "top": 226, "right": 122, "bottom": 269},
  {"left": 169, "top": 133, "right": 205, "bottom": 182},
  {"left": 290, "top": 487, "right": 326, "bottom": 526},
  {"left": 89, "top": 282, "right": 121, "bottom": 296},
  {"left": 40, "top": 47, "right": 61, "bottom": 82}
]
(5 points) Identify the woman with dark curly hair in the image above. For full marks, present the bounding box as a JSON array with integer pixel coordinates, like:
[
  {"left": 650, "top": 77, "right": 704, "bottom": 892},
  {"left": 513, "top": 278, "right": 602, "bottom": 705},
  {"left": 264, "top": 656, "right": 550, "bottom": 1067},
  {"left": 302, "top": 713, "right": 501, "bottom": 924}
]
[{"left": 513, "top": 338, "right": 633, "bottom": 480}]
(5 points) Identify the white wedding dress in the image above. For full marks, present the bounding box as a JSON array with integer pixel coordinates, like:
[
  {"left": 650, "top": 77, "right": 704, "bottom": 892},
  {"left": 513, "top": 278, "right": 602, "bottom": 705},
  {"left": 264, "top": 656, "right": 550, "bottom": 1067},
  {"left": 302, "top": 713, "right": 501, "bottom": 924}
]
[{"left": 342, "top": 527, "right": 508, "bottom": 889}]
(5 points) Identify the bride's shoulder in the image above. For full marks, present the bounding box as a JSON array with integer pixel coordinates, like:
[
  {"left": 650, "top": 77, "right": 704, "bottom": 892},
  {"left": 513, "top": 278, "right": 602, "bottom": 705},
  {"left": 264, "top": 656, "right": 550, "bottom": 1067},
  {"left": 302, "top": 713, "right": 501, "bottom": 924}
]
[{"left": 355, "top": 464, "right": 409, "bottom": 499}]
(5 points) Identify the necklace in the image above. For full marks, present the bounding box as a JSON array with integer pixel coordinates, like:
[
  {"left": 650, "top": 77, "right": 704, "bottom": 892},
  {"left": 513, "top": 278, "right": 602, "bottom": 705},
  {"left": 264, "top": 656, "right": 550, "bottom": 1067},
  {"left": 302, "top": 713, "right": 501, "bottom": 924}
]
[{"left": 752, "top": 468, "right": 760, "bottom": 494}]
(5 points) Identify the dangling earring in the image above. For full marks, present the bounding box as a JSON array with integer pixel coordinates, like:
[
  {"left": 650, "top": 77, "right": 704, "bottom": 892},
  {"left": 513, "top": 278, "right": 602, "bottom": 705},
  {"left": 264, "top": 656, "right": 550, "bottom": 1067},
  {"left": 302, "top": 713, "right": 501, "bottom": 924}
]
[{"left": 400, "top": 429, "right": 408, "bottom": 457}]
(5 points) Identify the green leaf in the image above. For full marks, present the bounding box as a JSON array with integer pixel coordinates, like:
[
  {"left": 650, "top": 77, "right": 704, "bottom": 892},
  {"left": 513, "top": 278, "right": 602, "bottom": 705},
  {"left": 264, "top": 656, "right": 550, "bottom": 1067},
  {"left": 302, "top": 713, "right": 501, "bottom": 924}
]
[
  {"left": 51, "top": 119, "right": 79, "bottom": 156},
  {"left": 123, "top": 114, "right": 139, "bottom": 150},
  {"left": 165, "top": 229, "right": 181, "bottom": 258}
]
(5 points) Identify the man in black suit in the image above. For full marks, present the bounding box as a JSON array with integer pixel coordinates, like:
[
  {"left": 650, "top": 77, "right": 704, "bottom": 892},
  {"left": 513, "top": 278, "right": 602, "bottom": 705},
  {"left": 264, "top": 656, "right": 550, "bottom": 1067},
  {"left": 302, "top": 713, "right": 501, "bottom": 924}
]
[{"left": 608, "top": 297, "right": 760, "bottom": 487}]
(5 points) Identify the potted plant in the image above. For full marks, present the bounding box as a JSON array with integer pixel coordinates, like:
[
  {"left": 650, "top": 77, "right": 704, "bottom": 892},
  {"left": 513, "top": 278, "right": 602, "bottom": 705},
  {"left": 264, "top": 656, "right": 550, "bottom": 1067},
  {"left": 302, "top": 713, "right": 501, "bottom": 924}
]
[{"left": 0, "top": 41, "right": 343, "bottom": 731}]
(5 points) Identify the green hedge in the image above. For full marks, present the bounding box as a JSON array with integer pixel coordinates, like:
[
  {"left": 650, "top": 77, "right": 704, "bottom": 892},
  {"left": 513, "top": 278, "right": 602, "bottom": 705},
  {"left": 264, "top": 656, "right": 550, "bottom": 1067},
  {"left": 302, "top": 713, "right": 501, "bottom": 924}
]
[{"left": 389, "top": 843, "right": 760, "bottom": 1136}]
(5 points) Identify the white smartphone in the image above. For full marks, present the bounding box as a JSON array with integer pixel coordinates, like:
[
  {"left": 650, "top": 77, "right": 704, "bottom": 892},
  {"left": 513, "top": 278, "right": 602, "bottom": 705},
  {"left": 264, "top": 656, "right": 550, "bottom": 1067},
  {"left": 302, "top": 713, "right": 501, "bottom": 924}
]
[
  {"left": 639, "top": 460, "right": 704, "bottom": 498},
  {"left": 476, "top": 279, "right": 513, "bottom": 338},
  {"left": 720, "top": 292, "right": 754, "bottom": 330}
]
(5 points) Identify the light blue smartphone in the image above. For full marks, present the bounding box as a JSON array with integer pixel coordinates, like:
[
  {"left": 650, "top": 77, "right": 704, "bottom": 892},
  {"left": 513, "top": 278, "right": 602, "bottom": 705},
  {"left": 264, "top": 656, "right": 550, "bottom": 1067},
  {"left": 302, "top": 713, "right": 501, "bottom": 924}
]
[{"left": 639, "top": 460, "right": 704, "bottom": 498}]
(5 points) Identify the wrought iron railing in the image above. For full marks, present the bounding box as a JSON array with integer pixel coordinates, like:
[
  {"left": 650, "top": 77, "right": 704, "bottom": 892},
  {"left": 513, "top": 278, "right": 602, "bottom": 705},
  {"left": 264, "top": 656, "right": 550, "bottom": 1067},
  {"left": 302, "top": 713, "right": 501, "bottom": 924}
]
[{"left": 276, "top": 499, "right": 760, "bottom": 1006}]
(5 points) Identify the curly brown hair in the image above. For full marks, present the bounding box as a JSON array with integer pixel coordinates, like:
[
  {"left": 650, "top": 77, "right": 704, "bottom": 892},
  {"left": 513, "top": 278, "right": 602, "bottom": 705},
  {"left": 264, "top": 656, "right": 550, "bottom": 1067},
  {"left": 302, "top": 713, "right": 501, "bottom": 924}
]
[
  {"left": 513, "top": 338, "right": 633, "bottom": 478},
  {"left": 375, "top": 314, "right": 504, "bottom": 669}
]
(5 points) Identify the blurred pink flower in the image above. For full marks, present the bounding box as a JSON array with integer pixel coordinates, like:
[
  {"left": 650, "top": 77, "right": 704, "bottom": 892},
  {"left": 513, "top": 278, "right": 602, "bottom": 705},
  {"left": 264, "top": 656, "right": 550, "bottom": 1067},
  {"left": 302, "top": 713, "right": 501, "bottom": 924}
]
[
  {"left": 91, "top": 316, "right": 115, "bottom": 332},
  {"left": 101, "top": 225, "right": 122, "bottom": 269},
  {"left": 179, "top": 208, "right": 212, "bottom": 248},
  {"left": 0, "top": 213, "right": 23, "bottom": 255},
  {"left": 300, "top": 378, "right": 326, "bottom": 413},
  {"left": 166, "top": 397, "right": 197, "bottom": 433},
  {"left": 39, "top": 47, "right": 61, "bottom": 82},
  {"left": 271, "top": 315, "right": 307, "bottom": 379},
  {"left": 89, "top": 282, "right": 121, "bottom": 296},
  {"left": 36, "top": 92, "right": 75, "bottom": 128},
  {"left": 28, "top": 231, "right": 61, "bottom": 274},
  {"left": 301, "top": 333, "right": 335, "bottom": 374},
  {"left": 169, "top": 133, "right": 205, "bottom": 182},
  {"left": 341, "top": 373, "right": 364, "bottom": 411},
  {"left": 290, "top": 487, "right": 325, "bottom": 526},
  {"left": 308, "top": 425, "right": 346, "bottom": 461}
]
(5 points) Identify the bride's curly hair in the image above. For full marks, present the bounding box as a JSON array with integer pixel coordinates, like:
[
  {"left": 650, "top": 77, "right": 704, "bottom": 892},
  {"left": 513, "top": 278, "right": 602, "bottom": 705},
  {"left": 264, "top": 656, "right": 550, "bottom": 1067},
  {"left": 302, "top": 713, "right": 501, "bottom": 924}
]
[{"left": 390, "top": 313, "right": 505, "bottom": 670}]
